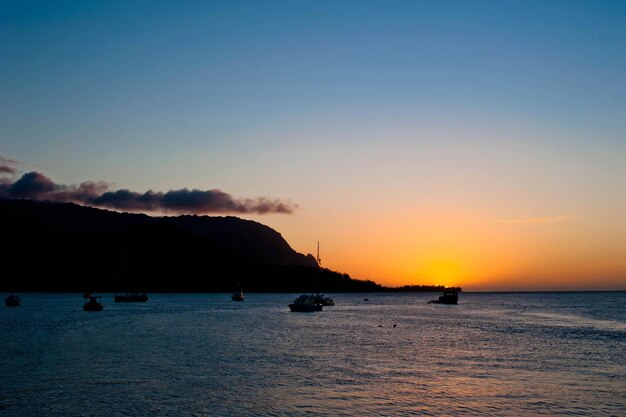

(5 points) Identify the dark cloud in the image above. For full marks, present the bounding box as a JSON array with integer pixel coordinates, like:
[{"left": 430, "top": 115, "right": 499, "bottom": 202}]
[
  {"left": 0, "top": 155, "right": 19, "bottom": 175},
  {"left": 158, "top": 189, "right": 295, "bottom": 214},
  {"left": 88, "top": 188, "right": 295, "bottom": 214},
  {"left": 88, "top": 189, "right": 161, "bottom": 211},
  {"left": 54, "top": 181, "right": 111, "bottom": 202},
  {"left": 0, "top": 171, "right": 296, "bottom": 215},
  {"left": 0, "top": 165, "right": 15, "bottom": 174},
  {"left": 8, "top": 172, "right": 56, "bottom": 197}
]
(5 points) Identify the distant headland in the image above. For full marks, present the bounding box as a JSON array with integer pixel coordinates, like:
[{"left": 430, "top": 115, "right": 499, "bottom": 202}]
[{"left": 0, "top": 199, "right": 457, "bottom": 293}]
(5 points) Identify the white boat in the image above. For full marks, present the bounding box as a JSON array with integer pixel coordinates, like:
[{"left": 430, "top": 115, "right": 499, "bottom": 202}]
[
  {"left": 313, "top": 294, "right": 334, "bottom": 306},
  {"left": 289, "top": 294, "right": 322, "bottom": 312},
  {"left": 289, "top": 242, "right": 324, "bottom": 312}
]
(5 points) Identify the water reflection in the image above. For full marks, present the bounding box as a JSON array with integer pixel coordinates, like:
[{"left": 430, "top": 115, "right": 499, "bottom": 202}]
[{"left": 0, "top": 292, "right": 624, "bottom": 416}]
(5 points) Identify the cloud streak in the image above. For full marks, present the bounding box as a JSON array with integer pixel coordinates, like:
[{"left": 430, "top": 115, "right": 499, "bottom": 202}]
[
  {"left": 0, "top": 171, "right": 296, "bottom": 215},
  {"left": 0, "top": 155, "right": 19, "bottom": 175},
  {"left": 496, "top": 216, "right": 578, "bottom": 224}
]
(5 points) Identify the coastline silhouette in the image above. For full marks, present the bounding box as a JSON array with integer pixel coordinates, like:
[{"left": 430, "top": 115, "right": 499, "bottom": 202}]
[{"left": 0, "top": 198, "right": 455, "bottom": 293}]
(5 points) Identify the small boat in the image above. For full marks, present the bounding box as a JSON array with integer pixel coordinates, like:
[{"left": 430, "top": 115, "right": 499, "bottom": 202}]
[
  {"left": 114, "top": 241, "right": 148, "bottom": 303},
  {"left": 5, "top": 295, "right": 21, "bottom": 307},
  {"left": 289, "top": 242, "right": 324, "bottom": 312},
  {"left": 313, "top": 294, "right": 334, "bottom": 306},
  {"left": 232, "top": 286, "right": 245, "bottom": 301},
  {"left": 289, "top": 294, "right": 323, "bottom": 312},
  {"left": 83, "top": 294, "right": 103, "bottom": 311},
  {"left": 428, "top": 288, "right": 459, "bottom": 305},
  {"left": 114, "top": 292, "right": 148, "bottom": 302}
]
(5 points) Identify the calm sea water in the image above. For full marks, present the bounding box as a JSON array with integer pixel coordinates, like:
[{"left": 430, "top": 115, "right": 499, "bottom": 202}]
[{"left": 1, "top": 292, "right": 624, "bottom": 416}]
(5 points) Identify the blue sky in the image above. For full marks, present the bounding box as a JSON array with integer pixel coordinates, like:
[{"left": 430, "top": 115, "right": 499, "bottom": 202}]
[{"left": 1, "top": 1, "right": 625, "bottom": 288}]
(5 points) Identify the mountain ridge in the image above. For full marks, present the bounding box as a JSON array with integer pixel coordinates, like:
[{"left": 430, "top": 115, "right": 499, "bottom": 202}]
[
  {"left": 0, "top": 198, "right": 456, "bottom": 293},
  {"left": 0, "top": 198, "right": 381, "bottom": 292}
]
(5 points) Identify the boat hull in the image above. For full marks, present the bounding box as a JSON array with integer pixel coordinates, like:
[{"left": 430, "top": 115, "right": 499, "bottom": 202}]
[
  {"left": 289, "top": 303, "right": 323, "bottom": 312},
  {"left": 314, "top": 295, "right": 334, "bottom": 306},
  {"left": 83, "top": 304, "right": 103, "bottom": 311},
  {"left": 5, "top": 296, "right": 20, "bottom": 307},
  {"left": 429, "top": 299, "right": 458, "bottom": 305},
  {"left": 428, "top": 294, "right": 458, "bottom": 304},
  {"left": 232, "top": 295, "right": 245, "bottom": 301}
]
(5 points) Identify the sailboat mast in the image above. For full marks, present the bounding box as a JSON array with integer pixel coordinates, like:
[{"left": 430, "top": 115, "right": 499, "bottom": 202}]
[
  {"left": 316, "top": 241, "right": 320, "bottom": 296},
  {"left": 317, "top": 241, "right": 320, "bottom": 267}
]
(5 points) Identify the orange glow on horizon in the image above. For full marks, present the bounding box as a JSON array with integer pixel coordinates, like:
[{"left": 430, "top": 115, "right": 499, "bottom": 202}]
[{"left": 253, "top": 202, "right": 626, "bottom": 291}]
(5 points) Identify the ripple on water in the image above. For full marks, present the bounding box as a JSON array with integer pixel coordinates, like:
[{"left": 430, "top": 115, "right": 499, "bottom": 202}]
[{"left": 0, "top": 292, "right": 624, "bottom": 416}]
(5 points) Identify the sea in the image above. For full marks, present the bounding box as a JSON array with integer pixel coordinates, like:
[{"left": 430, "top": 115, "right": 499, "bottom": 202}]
[{"left": 1, "top": 292, "right": 624, "bottom": 416}]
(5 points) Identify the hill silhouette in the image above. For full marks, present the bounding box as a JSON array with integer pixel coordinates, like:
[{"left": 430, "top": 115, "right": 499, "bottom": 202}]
[{"left": 0, "top": 198, "right": 383, "bottom": 292}]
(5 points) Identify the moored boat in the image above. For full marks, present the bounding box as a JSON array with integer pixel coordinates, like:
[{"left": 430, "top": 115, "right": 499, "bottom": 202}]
[
  {"left": 314, "top": 294, "right": 334, "bottom": 306},
  {"left": 232, "top": 289, "right": 245, "bottom": 301},
  {"left": 114, "top": 240, "right": 148, "bottom": 303},
  {"left": 5, "top": 295, "right": 21, "bottom": 307},
  {"left": 289, "top": 294, "right": 323, "bottom": 312},
  {"left": 83, "top": 294, "right": 103, "bottom": 311},
  {"left": 114, "top": 292, "right": 148, "bottom": 302},
  {"left": 428, "top": 288, "right": 459, "bottom": 305},
  {"left": 289, "top": 242, "right": 325, "bottom": 312}
]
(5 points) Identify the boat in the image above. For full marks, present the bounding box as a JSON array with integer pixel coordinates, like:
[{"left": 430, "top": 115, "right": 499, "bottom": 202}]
[
  {"left": 313, "top": 244, "right": 335, "bottom": 306},
  {"left": 313, "top": 294, "right": 334, "bottom": 306},
  {"left": 232, "top": 284, "right": 245, "bottom": 301},
  {"left": 289, "top": 294, "right": 323, "bottom": 312},
  {"left": 114, "top": 241, "right": 148, "bottom": 302},
  {"left": 83, "top": 294, "right": 103, "bottom": 311},
  {"left": 114, "top": 292, "right": 148, "bottom": 302},
  {"left": 289, "top": 242, "right": 324, "bottom": 312},
  {"left": 5, "top": 295, "right": 21, "bottom": 307},
  {"left": 428, "top": 288, "right": 459, "bottom": 305}
]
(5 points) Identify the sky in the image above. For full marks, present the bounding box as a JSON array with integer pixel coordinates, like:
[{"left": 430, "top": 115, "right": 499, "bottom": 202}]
[{"left": 1, "top": 0, "right": 625, "bottom": 290}]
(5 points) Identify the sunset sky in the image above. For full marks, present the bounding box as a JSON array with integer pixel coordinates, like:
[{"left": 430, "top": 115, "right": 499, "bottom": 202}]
[{"left": 1, "top": 1, "right": 625, "bottom": 290}]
